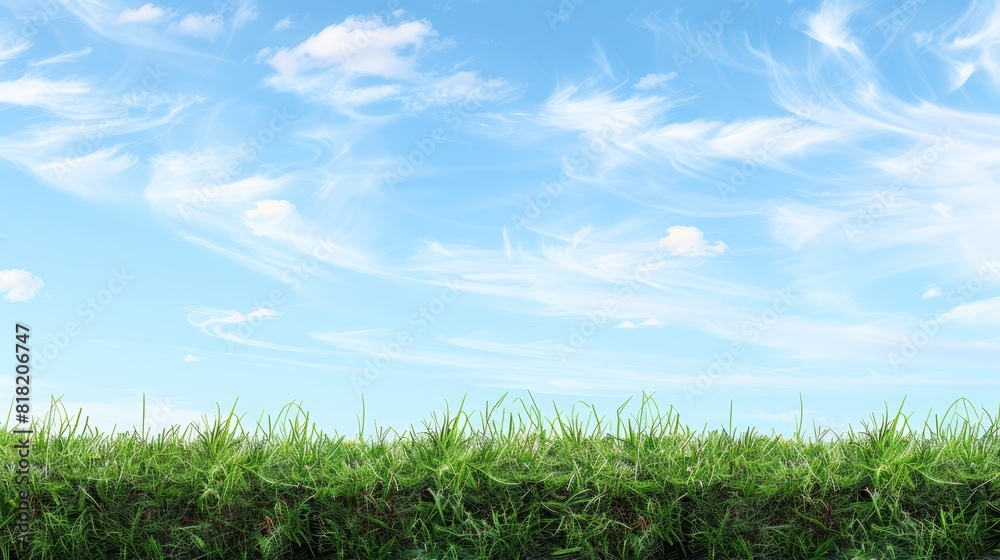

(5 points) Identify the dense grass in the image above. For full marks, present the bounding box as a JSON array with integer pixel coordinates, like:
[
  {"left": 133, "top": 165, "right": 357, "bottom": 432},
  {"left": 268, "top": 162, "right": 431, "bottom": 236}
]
[{"left": 1, "top": 394, "right": 999, "bottom": 559}]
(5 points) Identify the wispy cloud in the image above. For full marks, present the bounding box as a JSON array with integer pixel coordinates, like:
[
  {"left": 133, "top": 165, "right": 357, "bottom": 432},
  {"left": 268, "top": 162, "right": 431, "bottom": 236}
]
[
  {"left": 28, "top": 47, "right": 93, "bottom": 66},
  {"left": 272, "top": 16, "right": 296, "bottom": 32},
  {"left": 800, "top": 0, "right": 862, "bottom": 56}
]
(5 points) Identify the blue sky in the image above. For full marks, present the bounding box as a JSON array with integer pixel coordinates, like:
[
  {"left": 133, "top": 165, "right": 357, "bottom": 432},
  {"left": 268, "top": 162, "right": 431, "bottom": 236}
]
[{"left": 2, "top": 0, "right": 999, "bottom": 436}]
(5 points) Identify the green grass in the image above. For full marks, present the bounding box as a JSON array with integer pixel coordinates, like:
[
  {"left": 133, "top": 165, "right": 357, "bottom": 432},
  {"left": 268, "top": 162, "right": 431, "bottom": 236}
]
[{"left": 2, "top": 393, "right": 999, "bottom": 559}]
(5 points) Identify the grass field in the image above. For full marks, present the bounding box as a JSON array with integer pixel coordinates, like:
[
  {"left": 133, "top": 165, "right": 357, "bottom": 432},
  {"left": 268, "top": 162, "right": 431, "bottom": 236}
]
[{"left": 2, "top": 394, "right": 999, "bottom": 559}]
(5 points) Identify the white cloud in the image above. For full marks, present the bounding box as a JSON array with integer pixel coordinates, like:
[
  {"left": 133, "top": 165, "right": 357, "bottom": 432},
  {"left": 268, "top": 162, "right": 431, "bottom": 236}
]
[
  {"left": 181, "top": 353, "right": 201, "bottom": 362},
  {"left": 0, "top": 74, "right": 94, "bottom": 117},
  {"left": 0, "top": 269, "right": 44, "bottom": 302},
  {"left": 144, "top": 151, "right": 287, "bottom": 219},
  {"left": 186, "top": 306, "right": 281, "bottom": 343},
  {"left": 273, "top": 16, "right": 295, "bottom": 32},
  {"left": 243, "top": 199, "right": 302, "bottom": 237},
  {"left": 331, "top": 84, "right": 402, "bottom": 107},
  {"left": 0, "top": 42, "right": 29, "bottom": 63},
  {"left": 771, "top": 204, "right": 846, "bottom": 250},
  {"left": 117, "top": 3, "right": 168, "bottom": 24},
  {"left": 634, "top": 72, "right": 676, "bottom": 90},
  {"left": 32, "top": 146, "right": 138, "bottom": 199},
  {"left": 802, "top": 0, "right": 861, "bottom": 55},
  {"left": 921, "top": 286, "right": 943, "bottom": 299},
  {"left": 233, "top": 1, "right": 259, "bottom": 29},
  {"left": 260, "top": 14, "right": 515, "bottom": 115},
  {"left": 936, "top": 2, "right": 1000, "bottom": 89},
  {"left": 404, "top": 71, "right": 510, "bottom": 111},
  {"left": 942, "top": 297, "right": 1000, "bottom": 324},
  {"left": 29, "top": 47, "right": 93, "bottom": 67},
  {"left": 169, "top": 13, "right": 224, "bottom": 40},
  {"left": 658, "top": 226, "right": 728, "bottom": 257},
  {"left": 267, "top": 15, "right": 435, "bottom": 80},
  {"left": 247, "top": 307, "right": 279, "bottom": 321},
  {"left": 541, "top": 83, "right": 670, "bottom": 135}
]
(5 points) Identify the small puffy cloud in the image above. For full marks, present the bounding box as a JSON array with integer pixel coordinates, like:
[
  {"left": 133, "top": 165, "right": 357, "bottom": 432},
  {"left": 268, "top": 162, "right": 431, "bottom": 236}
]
[
  {"left": 117, "top": 3, "right": 168, "bottom": 24},
  {"left": 243, "top": 199, "right": 301, "bottom": 237},
  {"left": 635, "top": 72, "right": 676, "bottom": 90},
  {"left": 921, "top": 286, "right": 943, "bottom": 299},
  {"left": 245, "top": 199, "right": 297, "bottom": 220},
  {"left": 0, "top": 269, "right": 44, "bottom": 302},
  {"left": 614, "top": 319, "right": 664, "bottom": 329},
  {"left": 181, "top": 353, "right": 201, "bottom": 362},
  {"left": 169, "top": 13, "right": 224, "bottom": 40},
  {"left": 266, "top": 15, "right": 436, "bottom": 81},
  {"left": 658, "top": 226, "right": 728, "bottom": 257}
]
